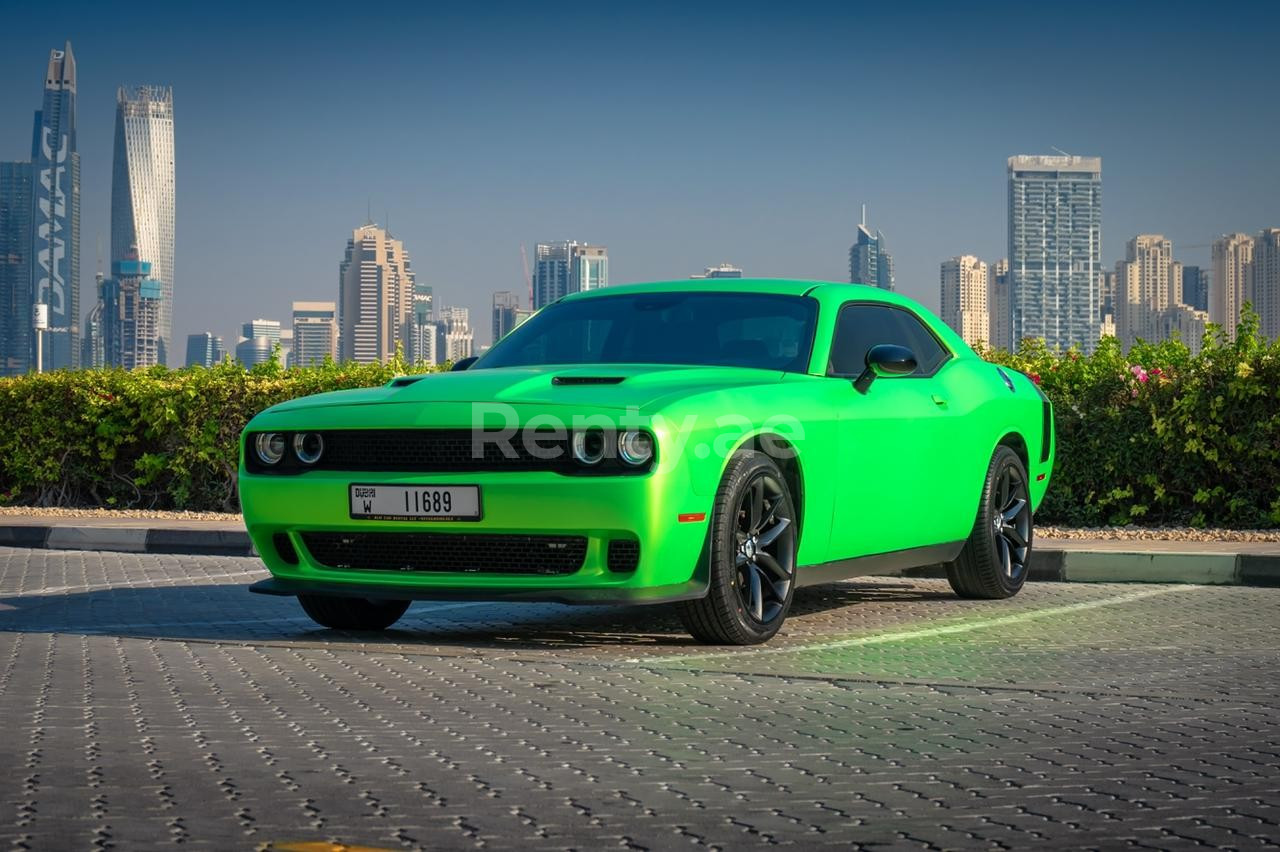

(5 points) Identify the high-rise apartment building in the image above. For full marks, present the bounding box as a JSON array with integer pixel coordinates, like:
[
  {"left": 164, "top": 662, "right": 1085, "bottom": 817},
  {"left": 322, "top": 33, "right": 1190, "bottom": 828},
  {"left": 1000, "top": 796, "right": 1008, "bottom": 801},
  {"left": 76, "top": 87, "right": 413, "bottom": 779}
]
[
  {"left": 338, "top": 224, "right": 415, "bottom": 363},
  {"left": 1181, "top": 265, "right": 1209, "bottom": 313},
  {"left": 570, "top": 245, "right": 608, "bottom": 293},
  {"left": 236, "top": 318, "right": 282, "bottom": 368},
  {"left": 1253, "top": 228, "right": 1280, "bottom": 341},
  {"left": 0, "top": 162, "right": 33, "bottom": 375},
  {"left": 1211, "top": 233, "right": 1255, "bottom": 340},
  {"left": 492, "top": 290, "right": 521, "bottom": 343},
  {"left": 437, "top": 305, "right": 474, "bottom": 362},
  {"left": 185, "top": 332, "right": 226, "bottom": 367},
  {"left": 988, "top": 258, "right": 1011, "bottom": 350},
  {"left": 292, "top": 301, "right": 338, "bottom": 366},
  {"left": 1115, "top": 235, "right": 1175, "bottom": 349},
  {"left": 940, "top": 256, "right": 989, "bottom": 347},
  {"left": 100, "top": 249, "right": 163, "bottom": 369},
  {"left": 848, "top": 211, "right": 894, "bottom": 290},
  {"left": 111, "top": 85, "right": 174, "bottom": 365},
  {"left": 31, "top": 42, "right": 80, "bottom": 370},
  {"left": 1008, "top": 155, "right": 1102, "bottom": 352},
  {"left": 532, "top": 241, "right": 608, "bottom": 308},
  {"left": 691, "top": 264, "right": 744, "bottom": 279}
]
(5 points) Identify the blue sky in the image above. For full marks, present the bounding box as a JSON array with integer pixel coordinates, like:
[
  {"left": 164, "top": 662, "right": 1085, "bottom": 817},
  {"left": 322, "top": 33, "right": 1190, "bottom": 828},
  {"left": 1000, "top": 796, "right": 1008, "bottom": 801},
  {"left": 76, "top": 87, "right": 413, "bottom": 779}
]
[{"left": 2, "top": 0, "right": 1277, "bottom": 351}]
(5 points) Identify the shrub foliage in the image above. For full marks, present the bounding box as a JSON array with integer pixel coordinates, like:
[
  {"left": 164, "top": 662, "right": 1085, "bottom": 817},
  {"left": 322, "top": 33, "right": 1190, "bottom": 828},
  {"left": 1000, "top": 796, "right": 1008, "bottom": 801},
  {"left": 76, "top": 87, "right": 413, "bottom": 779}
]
[{"left": 1, "top": 317, "right": 1277, "bottom": 527}]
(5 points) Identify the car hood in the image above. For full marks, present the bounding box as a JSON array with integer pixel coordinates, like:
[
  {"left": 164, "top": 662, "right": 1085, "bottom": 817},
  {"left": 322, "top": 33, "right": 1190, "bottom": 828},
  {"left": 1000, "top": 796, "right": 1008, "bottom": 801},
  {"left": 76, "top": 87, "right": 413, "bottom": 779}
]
[{"left": 269, "top": 364, "right": 787, "bottom": 413}]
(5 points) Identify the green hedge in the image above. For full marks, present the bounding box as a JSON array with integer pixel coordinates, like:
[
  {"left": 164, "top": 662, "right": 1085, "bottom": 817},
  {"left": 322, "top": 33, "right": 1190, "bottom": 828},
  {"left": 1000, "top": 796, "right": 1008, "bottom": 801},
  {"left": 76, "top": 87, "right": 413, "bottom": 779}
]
[
  {"left": 2, "top": 317, "right": 1278, "bottom": 527},
  {"left": 0, "top": 354, "right": 440, "bottom": 512},
  {"left": 980, "top": 310, "right": 1280, "bottom": 528}
]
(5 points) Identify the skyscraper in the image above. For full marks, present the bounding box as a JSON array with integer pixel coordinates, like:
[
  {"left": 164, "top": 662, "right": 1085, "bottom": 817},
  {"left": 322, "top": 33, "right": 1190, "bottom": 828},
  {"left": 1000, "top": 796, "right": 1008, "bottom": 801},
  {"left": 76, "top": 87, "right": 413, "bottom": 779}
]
[
  {"left": 1008, "top": 155, "right": 1102, "bottom": 352},
  {"left": 100, "top": 248, "right": 163, "bottom": 369},
  {"left": 111, "top": 86, "right": 175, "bottom": 365},
  {"left": 338, "top": 224, "right": 415, "bottom": 363},
  {"left": 492, "top": 290, "right": 521, "bottom": 343},
  {"left": 185, "top": 332, "right": 226, "bottom": 368},
  {"left": 848, "top": 210, "right": 894, "bottom": 291},
  {"left": 437, "top": 305, "right": 474, "bottom": 362},
  {"left": 0, "top": 162, "right": 33, "bottom": 376},
  {"left": 988, "top": 258, "right": 1011, "bottom": 351},
  {"left": 236, "top": 318, "right": 282, "bottom": 368},
  {"left": 292, "top": 301, "right": 338, "bottom": 366},
  {"left": 1253, "top": 228, "right": 1280, "bottom": 341},
  {"left": 1211, "top": 233, "right": 1255, "bottom": 340},
  {"left": 939, "top": 256, "right": 989, "bottom": 347},
  {"left": 407, "top": 280, "right": 434, "bottom": 364},
  {"left": 570, "top": 244, "right": 608, "bottom": 293},
  {"left": 31, "top": 42, "right": 80, "bottom": 370},
  {"left": 1115, "top": 235, "right": 1175, "bottom": 349},
  {"left": 1181, "top": 265, "right": 1209, "bottom": 313},
  {"left": 532, "top": 241, "right": 608, "bottom": 308}
]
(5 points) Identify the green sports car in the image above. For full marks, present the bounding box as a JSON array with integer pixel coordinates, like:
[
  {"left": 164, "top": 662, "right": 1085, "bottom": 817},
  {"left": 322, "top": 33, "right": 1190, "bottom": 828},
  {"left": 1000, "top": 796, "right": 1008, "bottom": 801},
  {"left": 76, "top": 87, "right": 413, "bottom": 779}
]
[{"left": 242, "top": 279, "right": 1054, "bottom": 644}]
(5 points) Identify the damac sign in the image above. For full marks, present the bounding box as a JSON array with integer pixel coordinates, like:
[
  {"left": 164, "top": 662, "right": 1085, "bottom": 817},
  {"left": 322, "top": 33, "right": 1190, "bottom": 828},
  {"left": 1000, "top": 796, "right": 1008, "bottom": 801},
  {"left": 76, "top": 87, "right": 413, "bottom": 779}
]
[{"left": 35, "top": 126, "right": 67, "bottom": 320}]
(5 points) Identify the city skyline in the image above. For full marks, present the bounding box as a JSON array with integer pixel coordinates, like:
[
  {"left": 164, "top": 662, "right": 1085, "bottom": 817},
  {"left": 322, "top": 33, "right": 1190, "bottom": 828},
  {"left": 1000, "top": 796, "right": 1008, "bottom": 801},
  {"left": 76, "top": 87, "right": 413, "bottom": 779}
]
[{"left": 1, "top": 4, "right": 1278, "bottom": 358}]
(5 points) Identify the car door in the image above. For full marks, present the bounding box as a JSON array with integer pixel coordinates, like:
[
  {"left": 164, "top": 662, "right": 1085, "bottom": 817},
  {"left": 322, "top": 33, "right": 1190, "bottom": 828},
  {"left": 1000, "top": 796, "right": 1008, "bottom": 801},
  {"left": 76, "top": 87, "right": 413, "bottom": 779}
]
[{"left": 825, "top": 302, "right": 961, "bottom": 559}]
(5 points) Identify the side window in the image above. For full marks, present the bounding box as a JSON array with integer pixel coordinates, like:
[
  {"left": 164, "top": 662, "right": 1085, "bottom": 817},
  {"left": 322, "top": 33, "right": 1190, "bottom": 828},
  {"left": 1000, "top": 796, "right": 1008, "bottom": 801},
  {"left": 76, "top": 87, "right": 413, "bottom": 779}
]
[{"left": 828, "top": 304, "right": 949, "bottom": 378}]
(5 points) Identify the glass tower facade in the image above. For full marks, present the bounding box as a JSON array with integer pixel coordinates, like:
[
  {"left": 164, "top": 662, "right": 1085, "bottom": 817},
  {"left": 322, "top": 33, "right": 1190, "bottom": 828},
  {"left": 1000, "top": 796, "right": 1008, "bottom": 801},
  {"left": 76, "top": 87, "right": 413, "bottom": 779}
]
[
  {"left": 1008, "top": 155, "right": 1102, "bottom": 352},
  {"left": 31, "top": 42, "right": 80, "bottom": 370},
  {"left": 112, "top": 86, "right": 175, "bottom": 365},
  {"left": 0, "top": 162, "right": 33, "bottom": 376},
  {"left": 848, "top": 224, "right": 894, "bottom": 291},
  {"left": 185, "top": 332, "right": 226, "bottom": 368}
]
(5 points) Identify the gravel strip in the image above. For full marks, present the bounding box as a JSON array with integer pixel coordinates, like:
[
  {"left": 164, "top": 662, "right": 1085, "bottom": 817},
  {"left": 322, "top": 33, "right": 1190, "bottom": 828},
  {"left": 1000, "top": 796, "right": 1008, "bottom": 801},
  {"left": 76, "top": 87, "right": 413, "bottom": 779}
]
[
  {"left": 0, "top": 506, "right": 242, "bottom": 522},
  {"left": 1, "top": 506, "right": 1277, "bottom": 541},
  {"left": 1037, "top": 525, "right": 1280, "bottom": 542}
]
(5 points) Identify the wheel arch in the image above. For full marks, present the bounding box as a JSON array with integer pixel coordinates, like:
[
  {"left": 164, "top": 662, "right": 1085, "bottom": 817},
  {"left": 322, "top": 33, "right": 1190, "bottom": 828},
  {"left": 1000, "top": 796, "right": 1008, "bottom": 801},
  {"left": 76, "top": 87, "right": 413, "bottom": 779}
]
[
  {"left": 725, "top": 432, "right": 807, "bottom": 548},
  {"left": 997, "top": 430, "right": 1030, "bottom": 474}
]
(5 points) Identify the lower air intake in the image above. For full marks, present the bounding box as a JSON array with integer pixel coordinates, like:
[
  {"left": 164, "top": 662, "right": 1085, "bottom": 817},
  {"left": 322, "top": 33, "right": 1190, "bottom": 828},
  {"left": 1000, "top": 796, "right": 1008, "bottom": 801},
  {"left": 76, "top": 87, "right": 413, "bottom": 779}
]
[{"left": 301, "top": 531, "right": 587, "bottom": 576}]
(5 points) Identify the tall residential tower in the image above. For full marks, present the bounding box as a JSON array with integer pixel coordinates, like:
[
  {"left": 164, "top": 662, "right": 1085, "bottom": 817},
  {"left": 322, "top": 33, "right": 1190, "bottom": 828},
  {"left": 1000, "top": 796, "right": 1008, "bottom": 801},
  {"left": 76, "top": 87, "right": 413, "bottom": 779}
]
[
  {"left": 1008, "top": 155, "right": 1102, "bottom": 352},
  {"left": 848, "top": 209, "right": 894, "bottom": 291},
  {"left": 940, "top": 256, "right": 989, "bottom": 347},
  {"left": 1211, "top": 233, "right": 1254, "bottom": 340},
  {"left": 32, "top": 42, "right": 80, "bottom": 370},
  {"left": 111, "top": 86, "right": 176, "bottom": 364},
  {"left": 338, "top": 224, "right": 415, "bottom": 363},
  {"left": 0, "top": 162, "right": 33, "bottom": 375}
]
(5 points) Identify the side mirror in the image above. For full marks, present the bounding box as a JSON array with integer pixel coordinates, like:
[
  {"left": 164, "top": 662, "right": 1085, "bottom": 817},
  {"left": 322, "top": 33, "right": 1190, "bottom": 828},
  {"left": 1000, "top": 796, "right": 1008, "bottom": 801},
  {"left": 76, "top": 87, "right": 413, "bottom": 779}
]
[
  {"left": 450, "top": 356, "right": 479, "bottom": 372},
  {"left": 853, "top": 344, "right": 916, "bottom": 394}
]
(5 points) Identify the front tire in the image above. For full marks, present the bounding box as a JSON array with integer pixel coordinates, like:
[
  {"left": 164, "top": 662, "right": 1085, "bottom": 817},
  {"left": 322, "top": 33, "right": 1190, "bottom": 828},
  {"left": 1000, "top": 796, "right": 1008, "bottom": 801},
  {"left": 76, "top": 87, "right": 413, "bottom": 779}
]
[
  {"left": 298, "top": 594, "right": 410, "bottom": 630},
  {"left": 946, "top": 444, "right": 1034, "bottom": 599},
  {"left": 678, "top": 450, "right": 798, "bottom": 645}
]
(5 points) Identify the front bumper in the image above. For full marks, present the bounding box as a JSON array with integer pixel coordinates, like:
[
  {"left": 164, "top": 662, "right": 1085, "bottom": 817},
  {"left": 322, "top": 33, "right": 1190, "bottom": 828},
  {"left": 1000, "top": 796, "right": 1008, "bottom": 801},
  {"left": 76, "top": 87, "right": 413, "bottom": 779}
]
[{"left": 239, "top": 467, "right": 713, "bottom": 605}]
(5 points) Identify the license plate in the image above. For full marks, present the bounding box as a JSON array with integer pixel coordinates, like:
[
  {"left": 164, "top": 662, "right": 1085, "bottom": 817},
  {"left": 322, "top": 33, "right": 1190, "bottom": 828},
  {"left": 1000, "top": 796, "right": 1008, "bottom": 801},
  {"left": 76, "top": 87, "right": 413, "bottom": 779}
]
[{"left": 349, "top": 484, "right": 482, "bottom": 521}]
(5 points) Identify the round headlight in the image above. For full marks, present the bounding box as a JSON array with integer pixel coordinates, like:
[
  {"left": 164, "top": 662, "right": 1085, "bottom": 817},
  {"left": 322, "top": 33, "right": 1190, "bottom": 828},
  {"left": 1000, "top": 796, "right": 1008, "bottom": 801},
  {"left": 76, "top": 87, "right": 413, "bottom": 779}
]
[
  {"left": 618, "top": 430, "right": 654, "bottom": 466},
  {"left": 254, "top": 432, "right": 286, "bottom": 466},
  {"left": 572, "top": 429, "right": 607, "bottom": 465},
  {"left": 293, "top": 432, "right": 324, "bottom": 465}
]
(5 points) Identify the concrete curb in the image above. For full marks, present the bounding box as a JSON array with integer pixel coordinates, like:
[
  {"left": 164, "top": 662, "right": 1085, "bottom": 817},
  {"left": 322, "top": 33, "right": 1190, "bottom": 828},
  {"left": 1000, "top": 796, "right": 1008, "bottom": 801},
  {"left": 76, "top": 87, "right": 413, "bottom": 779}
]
[
  {"left": 0, "top": 524, "right": 256, "bottom": 557},
  {"left": 1, "top": 522, "right": 1278, "bottom": 587}
]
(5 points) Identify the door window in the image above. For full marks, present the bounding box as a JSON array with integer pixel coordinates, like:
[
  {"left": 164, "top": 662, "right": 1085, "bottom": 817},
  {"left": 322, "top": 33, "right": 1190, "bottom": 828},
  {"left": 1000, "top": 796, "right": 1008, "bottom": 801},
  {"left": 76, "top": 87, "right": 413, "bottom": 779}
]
[{"left": 828, "top": 303, "right": 950, "bottom": 377}]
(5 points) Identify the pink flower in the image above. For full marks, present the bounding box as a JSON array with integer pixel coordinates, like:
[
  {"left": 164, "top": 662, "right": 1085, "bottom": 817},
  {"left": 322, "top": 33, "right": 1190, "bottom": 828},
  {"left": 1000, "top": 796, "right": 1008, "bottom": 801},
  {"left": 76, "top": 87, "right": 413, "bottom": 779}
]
[
  {"left": 1150, "top": 367, "right": 1163, "bottom": 378},
  {"left": 1130, "top": 364, "right": 1149, "bottom": 383},
  {"left": 1130, "top": 387, "right": 1139, "bottom": 398},
  {"left": 1030, "top": 373, "right": 1041, "bottom": 385}
]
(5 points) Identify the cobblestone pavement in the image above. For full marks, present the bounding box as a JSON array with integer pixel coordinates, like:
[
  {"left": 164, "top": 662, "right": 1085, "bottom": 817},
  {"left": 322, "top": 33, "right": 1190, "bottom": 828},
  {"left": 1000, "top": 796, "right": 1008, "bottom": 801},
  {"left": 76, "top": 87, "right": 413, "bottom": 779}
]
[{"left": 1, "top": 547, "right": 1278, "bottom": 850}]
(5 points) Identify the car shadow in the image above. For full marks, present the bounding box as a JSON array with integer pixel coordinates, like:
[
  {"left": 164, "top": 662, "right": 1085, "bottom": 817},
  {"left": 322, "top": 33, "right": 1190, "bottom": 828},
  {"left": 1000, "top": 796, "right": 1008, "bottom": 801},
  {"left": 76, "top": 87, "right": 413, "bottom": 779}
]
[{"left": 0, "top": 577, "right": 956, "bottom": 651}]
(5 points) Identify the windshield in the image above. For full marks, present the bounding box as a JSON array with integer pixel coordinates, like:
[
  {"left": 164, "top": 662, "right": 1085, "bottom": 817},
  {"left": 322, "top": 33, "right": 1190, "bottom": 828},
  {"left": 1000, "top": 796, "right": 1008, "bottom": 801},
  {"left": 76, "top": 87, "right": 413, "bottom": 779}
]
[{"left": 478, "top": 291, "right": 818, "bottom": 372}]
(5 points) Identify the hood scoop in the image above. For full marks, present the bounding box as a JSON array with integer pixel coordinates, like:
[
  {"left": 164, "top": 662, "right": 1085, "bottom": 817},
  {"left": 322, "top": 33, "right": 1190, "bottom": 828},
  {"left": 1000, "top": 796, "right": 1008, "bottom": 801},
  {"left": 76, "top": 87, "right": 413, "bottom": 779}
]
[
  {"left": 389, "top": 375, "right": 427, "bottom": 388},
  {"left": 551, "top": 375, "right": 627, "bottom": 386}
]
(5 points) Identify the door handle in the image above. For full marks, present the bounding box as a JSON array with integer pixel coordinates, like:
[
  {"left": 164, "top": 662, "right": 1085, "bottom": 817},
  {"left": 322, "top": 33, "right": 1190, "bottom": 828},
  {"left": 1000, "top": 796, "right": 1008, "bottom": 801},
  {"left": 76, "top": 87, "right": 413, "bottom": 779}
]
[{"left": 931, "top": 394, "right": 948, "bottom": 406}]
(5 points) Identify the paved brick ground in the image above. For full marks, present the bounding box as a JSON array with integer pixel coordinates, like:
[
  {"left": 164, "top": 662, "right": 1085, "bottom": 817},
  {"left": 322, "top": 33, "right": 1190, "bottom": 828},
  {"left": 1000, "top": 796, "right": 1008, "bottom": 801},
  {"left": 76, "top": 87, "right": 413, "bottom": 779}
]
[{"left": 1, "top": 546, "right": 1278, "bottom": 849}]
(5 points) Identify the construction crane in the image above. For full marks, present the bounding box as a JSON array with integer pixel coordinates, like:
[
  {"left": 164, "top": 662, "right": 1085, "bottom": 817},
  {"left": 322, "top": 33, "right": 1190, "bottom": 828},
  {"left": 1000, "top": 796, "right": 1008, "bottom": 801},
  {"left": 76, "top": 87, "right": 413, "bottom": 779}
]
[{"left": 521, "top": 245, "right": 533, "bottom": 307}]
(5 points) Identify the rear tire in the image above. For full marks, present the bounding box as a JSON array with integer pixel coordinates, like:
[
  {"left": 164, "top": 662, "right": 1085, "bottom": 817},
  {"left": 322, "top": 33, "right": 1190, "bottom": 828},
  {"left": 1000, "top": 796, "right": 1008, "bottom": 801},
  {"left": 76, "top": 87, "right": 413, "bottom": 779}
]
[
  {"left": 678, "top": 450, "right": 798, "bottom": 645},
  {"left": 946, "top": 444, "right": 1033, "bottom": 599},
  {"left": 297, "top": 594, "right": 410, "bottom": 630}
]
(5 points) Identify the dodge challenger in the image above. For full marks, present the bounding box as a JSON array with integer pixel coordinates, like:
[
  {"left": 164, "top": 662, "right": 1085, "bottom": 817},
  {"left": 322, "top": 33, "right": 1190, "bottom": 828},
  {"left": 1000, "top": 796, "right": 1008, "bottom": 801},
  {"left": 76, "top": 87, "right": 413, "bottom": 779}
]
[{"left": 241, "top": 279, "right": 1054, "bottom": 644}]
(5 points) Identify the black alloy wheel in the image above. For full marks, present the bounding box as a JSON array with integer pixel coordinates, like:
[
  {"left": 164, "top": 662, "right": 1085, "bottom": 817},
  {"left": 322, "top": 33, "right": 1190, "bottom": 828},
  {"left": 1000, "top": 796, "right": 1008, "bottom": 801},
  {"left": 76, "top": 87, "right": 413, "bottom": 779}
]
[
  {"left": 946, "top": 444, "right": 1034, "bottom": 599},
  {"left": 679, "top": 450, "right": 798, "bottom": 644}
]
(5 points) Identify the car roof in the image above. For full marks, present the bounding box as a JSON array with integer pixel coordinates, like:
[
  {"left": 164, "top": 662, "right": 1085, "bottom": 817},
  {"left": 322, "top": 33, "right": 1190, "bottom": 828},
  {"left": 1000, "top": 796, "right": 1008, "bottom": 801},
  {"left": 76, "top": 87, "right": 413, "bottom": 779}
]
[{"left": 559, "top": 278, "right": 897, "bottom": 301}]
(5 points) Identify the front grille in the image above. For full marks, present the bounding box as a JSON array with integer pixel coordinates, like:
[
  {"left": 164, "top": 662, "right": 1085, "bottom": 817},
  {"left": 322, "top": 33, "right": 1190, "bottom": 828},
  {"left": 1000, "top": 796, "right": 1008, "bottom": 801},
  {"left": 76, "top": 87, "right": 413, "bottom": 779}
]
[
  {"left": 319, "top": 429, "right": 571, "bottom": 473},
  {"left": 301, "top": 531, "right": 587, "bottom": 576}
]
